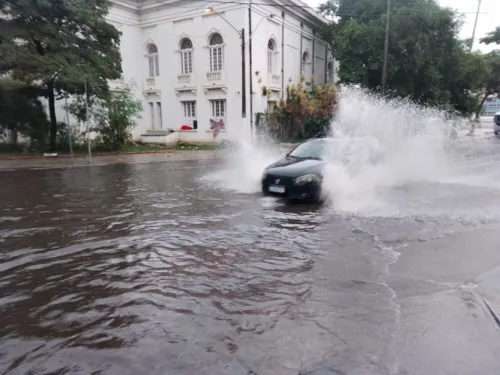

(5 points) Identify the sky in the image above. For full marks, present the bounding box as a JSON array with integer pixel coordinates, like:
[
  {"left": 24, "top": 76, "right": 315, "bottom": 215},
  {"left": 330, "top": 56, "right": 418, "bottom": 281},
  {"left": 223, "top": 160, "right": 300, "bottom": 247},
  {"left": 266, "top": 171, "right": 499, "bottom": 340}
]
[{"left": 305, "top": 0, "right": 499, "bottom": 53}]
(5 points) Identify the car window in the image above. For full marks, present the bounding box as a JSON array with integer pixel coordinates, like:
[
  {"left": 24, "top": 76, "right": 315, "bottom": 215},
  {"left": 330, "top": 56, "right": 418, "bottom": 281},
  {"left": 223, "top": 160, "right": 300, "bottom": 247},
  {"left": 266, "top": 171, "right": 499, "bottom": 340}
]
[
  {"left": 495, "top": 115, "right": 500, "bottom": 126},
  {"left": 288, "top": 138, "right": 380, "bottom": 162},
  {"left": 288, "top": 140, "right": 325, "bottom": 159}
]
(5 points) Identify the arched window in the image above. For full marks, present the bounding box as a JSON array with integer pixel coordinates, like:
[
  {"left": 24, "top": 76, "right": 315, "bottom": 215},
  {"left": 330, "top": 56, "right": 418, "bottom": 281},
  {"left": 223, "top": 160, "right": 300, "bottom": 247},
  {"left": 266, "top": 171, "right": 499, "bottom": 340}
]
[
  {"left": 209, "top": 33, "right": 224, "bottom": 72},
  {"left": 327, "top": 61, "right": 333, "bottom": 83},
  {"left": 180, "top": 38, "right": 193, "bottom": 75},
  {"left": 147, "top": 43, "right": 160, "bottom": 77},
  {"left": 267, "top": 39, "right": 278, "bottom": 74}
]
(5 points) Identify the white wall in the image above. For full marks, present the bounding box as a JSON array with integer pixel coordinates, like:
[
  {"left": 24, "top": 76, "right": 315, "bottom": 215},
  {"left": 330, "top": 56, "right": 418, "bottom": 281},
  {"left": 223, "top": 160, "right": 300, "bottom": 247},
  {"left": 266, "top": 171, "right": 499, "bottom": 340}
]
[
  {"left": 134, "top": 2, "right": 247, "bottom": 141},
  {"left": 247, "top": 2, "right": 335, "bottom": 120},
  {"left": 45, "top": 0, "right": 336, "bottom": 144}
]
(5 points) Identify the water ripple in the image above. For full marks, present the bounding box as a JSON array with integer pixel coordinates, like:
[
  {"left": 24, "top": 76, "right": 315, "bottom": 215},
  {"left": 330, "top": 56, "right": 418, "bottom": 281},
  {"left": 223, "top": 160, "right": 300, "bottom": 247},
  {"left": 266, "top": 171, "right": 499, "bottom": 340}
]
[{"left": 1, "top": 160, "right": 495, "bottom": 374}]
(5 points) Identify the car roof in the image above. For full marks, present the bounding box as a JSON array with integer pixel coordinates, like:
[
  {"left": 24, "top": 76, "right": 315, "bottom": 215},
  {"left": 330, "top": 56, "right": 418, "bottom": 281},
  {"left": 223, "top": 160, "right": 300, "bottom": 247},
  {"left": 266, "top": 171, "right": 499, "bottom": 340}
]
[{"left": 303, "top": 136, "right": 378, "bottom": 145}]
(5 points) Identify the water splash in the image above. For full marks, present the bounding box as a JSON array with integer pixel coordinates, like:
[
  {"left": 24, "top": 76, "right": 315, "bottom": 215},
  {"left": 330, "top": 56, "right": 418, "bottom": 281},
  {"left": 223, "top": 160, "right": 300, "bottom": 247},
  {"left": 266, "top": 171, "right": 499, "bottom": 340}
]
[
  {"left": 204, "top": 86, "right": 500, "bottom": 221},
  {"left": 201, "top": 126, "right": 283, "bottom": 194},
  {"left": 321, "top": 87, "right": 451, "bottom": 214}
]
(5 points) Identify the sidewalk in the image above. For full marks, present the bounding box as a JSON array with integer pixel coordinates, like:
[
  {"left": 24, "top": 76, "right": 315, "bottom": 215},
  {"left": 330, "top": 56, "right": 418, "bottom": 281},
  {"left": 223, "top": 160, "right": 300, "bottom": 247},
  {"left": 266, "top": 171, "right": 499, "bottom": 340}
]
[
  {"left": 0, "top": 150, "right": 224, "bottom": 171},
  {"left": 455, "top": 127, "right": 495, "bottom": 141}
]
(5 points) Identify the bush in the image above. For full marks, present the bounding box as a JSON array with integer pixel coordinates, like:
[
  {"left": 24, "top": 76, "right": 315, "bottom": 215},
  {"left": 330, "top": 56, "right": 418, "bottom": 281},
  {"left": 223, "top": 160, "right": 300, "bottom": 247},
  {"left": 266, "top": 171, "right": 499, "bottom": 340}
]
[
  {"left": 256, "top": 75, "right": 338, "bottom": 141},
  {"left": 55, "top": 122, "right": 86, "bottom": 152},
  {"left": 95, "top": 88, "right": 142, "bottom": 151},
  {"left": 0, "top": 142, "right": 23, "bottom": 154}
]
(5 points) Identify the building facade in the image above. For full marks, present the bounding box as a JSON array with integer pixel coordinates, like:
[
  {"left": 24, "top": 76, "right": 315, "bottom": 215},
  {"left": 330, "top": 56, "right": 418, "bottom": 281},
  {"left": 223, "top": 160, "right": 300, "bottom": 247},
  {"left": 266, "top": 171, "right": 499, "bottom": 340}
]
[{"left": 102, "top": 0, "right": 338, "bottom": 144}]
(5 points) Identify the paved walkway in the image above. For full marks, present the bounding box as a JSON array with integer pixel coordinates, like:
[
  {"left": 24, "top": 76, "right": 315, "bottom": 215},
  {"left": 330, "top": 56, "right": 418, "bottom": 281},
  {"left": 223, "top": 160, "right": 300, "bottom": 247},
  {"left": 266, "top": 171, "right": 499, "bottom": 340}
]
[
  {"left": 0, "top": 150, "right": 224, "bottom": 171},
  {"left": 0, "top": 131, "right": 495, "bottom": 171}
]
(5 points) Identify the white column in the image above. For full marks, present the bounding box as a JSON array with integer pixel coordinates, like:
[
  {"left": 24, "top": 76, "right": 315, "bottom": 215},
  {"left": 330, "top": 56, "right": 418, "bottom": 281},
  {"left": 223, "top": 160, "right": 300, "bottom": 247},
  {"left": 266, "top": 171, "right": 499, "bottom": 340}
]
[{"left": 155, "top": 102, "right": 162, "bottom": 129}]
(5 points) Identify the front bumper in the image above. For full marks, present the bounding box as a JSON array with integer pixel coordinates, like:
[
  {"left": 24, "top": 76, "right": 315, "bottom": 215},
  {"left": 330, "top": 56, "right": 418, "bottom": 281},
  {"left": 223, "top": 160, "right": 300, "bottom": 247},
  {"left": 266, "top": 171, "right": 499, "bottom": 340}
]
[
  {"left": 287, "top": 183, "right": 322, "bottom": 200},
  {"left": 261, "top": 175, "right": 321, "bottom": 201}
]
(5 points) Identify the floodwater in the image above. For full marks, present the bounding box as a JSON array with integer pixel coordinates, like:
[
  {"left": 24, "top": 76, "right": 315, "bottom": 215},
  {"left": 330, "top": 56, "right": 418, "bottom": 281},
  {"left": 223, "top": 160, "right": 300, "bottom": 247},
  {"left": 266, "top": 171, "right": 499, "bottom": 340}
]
[
  {"left": 2, "top": 88, "right": 500, "bottom": 375},
  {"left": 2, "top": 141, "right": 500, "bottom": 375}
]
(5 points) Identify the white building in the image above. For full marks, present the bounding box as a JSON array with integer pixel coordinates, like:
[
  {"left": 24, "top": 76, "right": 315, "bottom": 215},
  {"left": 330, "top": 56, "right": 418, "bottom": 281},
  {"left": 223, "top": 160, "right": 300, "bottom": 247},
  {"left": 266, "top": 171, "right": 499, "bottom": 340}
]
[{"left": 103, "top": 0, "right": 338, "bottom": 144}]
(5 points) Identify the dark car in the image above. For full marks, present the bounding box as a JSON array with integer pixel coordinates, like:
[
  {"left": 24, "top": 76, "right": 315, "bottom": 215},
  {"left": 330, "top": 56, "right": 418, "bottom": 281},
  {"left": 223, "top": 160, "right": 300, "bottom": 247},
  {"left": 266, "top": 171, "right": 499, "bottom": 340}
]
[{"left": 261, "top": 137, "right": 380, "bottom": 202}]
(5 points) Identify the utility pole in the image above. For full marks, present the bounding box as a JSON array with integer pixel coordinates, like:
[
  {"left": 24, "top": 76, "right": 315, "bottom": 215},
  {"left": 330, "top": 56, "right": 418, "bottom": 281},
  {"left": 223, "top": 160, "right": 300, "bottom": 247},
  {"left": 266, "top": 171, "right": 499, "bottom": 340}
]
[
  {"left": 64, "top": 96, "right": 74, "bottom": 161},
  {"left": 470, "top": 0, "right": 482, "bottom": 51},
  {"left": 85, "top": 80, "right": 91, "bottom": 163},
  {"left": 381, "top": 0, "right": 391, "bottom": 92},
  {"left": 248, "top": 2, "right": 254, "bottom": 136},
  {"left": 241, "top": 28, "right": 246, "bottom": 119}
]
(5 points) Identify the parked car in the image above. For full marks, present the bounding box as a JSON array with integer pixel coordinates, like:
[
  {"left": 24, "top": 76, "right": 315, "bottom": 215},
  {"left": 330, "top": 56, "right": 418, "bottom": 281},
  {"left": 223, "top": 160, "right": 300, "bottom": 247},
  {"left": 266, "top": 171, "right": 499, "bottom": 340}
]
[{"left": 261, "top": 137, "right": 380, "bottom": 203}]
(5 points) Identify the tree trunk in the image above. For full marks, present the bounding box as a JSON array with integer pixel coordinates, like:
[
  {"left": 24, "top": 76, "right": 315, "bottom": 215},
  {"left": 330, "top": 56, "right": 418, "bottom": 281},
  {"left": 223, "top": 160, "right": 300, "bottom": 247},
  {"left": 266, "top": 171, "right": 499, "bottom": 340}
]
[
  {"left": 48, "top": 80, "right": 58, "bottom": 151},
  {"left": 9, "top": 129, "right": 18, "bottom": 144},
  {"left": 475, "top": 91, "right": 489, "bottom": 119}
]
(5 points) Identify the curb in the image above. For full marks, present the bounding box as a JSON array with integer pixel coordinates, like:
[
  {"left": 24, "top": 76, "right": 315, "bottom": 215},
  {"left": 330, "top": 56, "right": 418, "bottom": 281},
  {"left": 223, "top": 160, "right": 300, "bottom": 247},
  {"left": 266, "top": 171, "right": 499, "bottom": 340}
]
[{"left": 0, "top": 149, "right": 186, "bottom": 161}]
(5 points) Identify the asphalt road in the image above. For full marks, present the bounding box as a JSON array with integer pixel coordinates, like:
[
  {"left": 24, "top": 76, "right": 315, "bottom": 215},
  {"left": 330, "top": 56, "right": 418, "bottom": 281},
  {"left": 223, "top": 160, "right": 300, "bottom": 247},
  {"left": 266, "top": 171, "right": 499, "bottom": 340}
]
[{"left": 1, "top": 136, "right": 500, "bottom": 375}]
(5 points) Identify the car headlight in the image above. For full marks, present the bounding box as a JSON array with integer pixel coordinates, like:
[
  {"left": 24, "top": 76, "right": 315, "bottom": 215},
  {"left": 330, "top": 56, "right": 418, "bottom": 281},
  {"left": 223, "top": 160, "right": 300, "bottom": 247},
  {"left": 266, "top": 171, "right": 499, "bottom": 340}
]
[{"left": 294, "top": 174, "right": 322, "bottom": 185}]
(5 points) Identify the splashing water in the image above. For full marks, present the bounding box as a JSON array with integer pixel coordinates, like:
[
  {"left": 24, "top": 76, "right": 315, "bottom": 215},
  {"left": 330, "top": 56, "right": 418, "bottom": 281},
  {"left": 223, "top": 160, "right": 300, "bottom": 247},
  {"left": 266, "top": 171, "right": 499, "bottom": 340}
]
[
  {"left": 201, "top": 127, "right": 283, "bottom": 194},
  {"left": 321, "top": 87, "right": 452, "bottom": 214},
  {"left": 205, "top": 87, "right": 500, "bottom": 221}
]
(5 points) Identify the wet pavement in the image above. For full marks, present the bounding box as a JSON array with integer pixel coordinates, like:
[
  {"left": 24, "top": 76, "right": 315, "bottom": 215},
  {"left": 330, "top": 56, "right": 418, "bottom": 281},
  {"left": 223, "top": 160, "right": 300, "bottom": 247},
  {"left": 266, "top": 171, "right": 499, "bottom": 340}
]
[
  {"left": 0, "top": 150, "right": 223, "bottom": 171},
  {"left": 2, "top": 139, "right": 500, "bottom": 375}
]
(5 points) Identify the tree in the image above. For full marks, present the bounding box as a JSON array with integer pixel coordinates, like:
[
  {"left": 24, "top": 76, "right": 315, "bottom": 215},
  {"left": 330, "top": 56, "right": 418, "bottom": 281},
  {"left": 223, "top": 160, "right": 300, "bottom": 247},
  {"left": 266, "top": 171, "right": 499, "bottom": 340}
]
[
  {"left": 319, "top": 0, "right": 488, "bottom": 115},
  {"left": 473, "top": 27, "right": 500, "bottom": 118},
  {"left": 474, "top": 51, "right": 500, "bottom": 118},
  {"left": 94, "top": 88, "right": 143, "bottom": 151},
  {"left": 0, "top": 0, "right": 122, "bottom": 150},
  {"left": 0, "top": 78, "right": 50, "bottom": 147},
  {"left": 481, "top": 27, "right": 500, "bottom": 45}
]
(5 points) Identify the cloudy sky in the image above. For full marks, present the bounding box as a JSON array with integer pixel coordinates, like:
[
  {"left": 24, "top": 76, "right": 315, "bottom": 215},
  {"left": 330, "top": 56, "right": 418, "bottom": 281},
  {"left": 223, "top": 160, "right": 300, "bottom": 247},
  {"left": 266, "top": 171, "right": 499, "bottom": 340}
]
[{"left": 305, "top": 0, "right": 499, "bottom": 52}]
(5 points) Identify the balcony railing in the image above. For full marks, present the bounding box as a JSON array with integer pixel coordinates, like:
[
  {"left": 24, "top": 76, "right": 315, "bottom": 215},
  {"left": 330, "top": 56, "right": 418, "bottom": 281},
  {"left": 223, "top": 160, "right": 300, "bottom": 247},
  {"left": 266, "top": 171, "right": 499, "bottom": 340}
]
[
  {"left": 144, "top": 77, "right": 159, "bottom": 92},
  {"left": 178, "top": 74, "right": 191, "bottom": 85},
  {"left": 207, "top": 71, "right": 221, "bottom": 81},
  {"left": 206, "top": 70, "right": 226, "bottom": 86},
  {"left": 109, "top": 77, "right": 126, "bottom": 91},
  {"left": 268, "top": 73, "right": 281, "bottom": 87}
]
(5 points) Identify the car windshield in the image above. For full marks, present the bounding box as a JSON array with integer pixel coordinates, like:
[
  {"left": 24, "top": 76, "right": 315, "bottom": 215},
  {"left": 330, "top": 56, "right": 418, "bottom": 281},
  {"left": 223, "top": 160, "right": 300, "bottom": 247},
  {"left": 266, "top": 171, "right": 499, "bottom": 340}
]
[
  {"left": 288, "top": 137, "right": 381, "bottom": 162},
  {"left": 288, "top": 140, "right": 326, "bottom": 159}
]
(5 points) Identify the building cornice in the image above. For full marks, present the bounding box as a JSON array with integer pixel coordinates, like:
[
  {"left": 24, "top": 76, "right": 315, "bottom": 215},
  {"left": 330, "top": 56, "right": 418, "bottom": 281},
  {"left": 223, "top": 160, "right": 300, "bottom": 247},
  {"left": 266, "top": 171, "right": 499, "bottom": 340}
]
[
  {"left": 107, "top": 0, "right": 329, "bottom": 40},
  {"left": 109, "top": 0, "right": 139, "bottom": 11},
  {"left": 107, "top": 14, "right": 140, "bottom": 27},
  {"left": 266, "top": 0, "right": 328, "bottom": 29},
  {"left": 139, "top": 4, "right": 243, "bottom": 28},
  {"left": 251, "top": 5, "right": 327, "bottom": 46}
]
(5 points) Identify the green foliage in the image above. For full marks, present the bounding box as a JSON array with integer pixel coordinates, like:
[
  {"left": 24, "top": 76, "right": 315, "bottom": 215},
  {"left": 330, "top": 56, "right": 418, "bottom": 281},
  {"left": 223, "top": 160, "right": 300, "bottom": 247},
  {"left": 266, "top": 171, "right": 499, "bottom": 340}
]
[
  {"left": 480, "top": 27, "right": 500, "bottom": 46},
  {"left": 94, "top": 88, "right": 143, "bottom": 151},
  {"left": 474, "top": 51, "right": 500, "bottom": 118},
  {"left": 0, "top": 77, "right": 50, "bottom": 148},
  {"left": 257, "top": 75, "right": 338, "bottom": 140},
  {"left": 0, "top": 0, "right": 122, "bottom": 150},
  {"left": 319, "top": 0, "right": 488, "bottom": 115}
]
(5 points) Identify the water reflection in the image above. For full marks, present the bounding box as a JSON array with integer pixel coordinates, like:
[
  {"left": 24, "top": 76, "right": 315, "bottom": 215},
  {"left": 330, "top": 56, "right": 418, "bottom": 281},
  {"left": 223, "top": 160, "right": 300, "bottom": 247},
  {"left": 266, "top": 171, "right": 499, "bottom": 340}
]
[
  {"left": 0, "top": 161, "right": 331, "bottom": 374},
  {"left": 2, "top": 158, "right": 498, "bottom": 374}
]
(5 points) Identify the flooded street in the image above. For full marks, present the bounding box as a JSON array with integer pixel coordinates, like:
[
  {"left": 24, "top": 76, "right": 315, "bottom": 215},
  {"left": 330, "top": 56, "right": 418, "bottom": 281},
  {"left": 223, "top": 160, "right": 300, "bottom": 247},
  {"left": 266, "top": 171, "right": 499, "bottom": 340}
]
[{"left": 2, "top": 139, "right": 500, "bottom": 375}]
